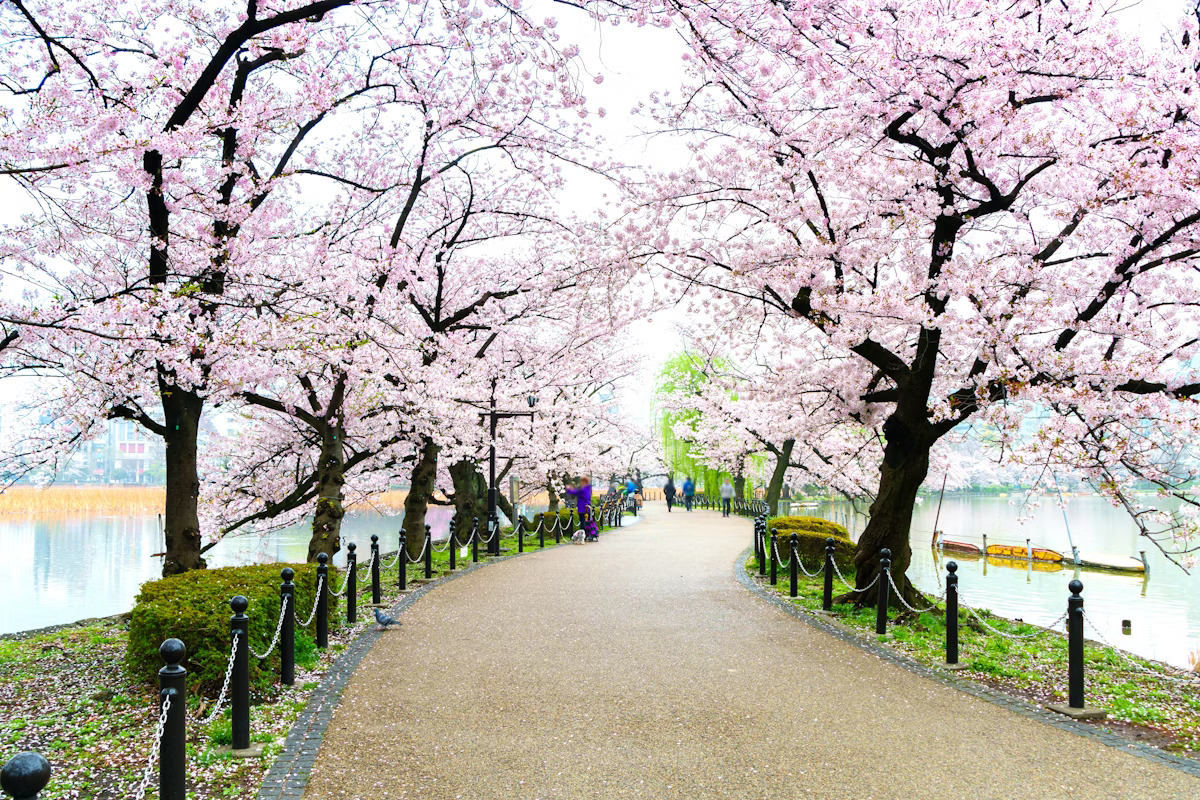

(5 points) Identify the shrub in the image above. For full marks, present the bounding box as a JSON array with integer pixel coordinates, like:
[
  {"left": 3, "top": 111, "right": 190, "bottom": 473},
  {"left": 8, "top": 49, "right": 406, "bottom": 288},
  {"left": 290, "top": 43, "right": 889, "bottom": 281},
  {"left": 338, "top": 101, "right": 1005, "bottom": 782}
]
[
  {"left": 126, "top": 563, "right": 327, "bottom": 697},
  {"left": 538, "top": 509, "right": 575, "bottom": 532},
  {"left": 766, "top": 516, "right": 854, "bottom": 569}
]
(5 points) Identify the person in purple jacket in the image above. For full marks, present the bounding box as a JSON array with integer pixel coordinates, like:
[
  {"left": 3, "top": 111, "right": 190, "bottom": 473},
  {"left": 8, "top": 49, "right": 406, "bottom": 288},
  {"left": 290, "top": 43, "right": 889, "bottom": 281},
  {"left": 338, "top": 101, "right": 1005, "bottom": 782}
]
[{"left": 563, "top": 477, "right": 600, "bottom": 541}]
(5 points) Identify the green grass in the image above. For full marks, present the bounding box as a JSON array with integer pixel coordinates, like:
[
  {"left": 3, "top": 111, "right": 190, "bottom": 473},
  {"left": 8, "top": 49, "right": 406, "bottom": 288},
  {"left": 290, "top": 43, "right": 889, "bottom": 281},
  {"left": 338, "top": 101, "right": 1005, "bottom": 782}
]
[{"left": 748, "top": 556, "right": 1200, "bottom": 752}]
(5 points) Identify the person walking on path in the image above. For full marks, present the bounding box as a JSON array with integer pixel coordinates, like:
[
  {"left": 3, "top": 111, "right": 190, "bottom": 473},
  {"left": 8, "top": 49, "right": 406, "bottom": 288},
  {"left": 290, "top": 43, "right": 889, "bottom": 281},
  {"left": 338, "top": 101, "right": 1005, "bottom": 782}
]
[
  {"left": 664, "top": 477, "right": 677, "bottom": 512},
  {"left": 719, "top": 478, "right": 735, "bottom": 517},
  {"left": 563, "top": 477, "right": 599, "bottom": 541},
  {"left": 682, "top": 476, "right": 695, "bottom": 511}
]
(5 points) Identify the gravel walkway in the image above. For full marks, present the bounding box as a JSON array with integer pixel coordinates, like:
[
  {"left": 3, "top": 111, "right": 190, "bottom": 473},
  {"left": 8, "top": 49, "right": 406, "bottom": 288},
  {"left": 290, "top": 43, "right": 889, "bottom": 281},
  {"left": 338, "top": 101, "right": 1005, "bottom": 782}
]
[{"left": 303, "top": 504, "right": 1200, "bottom": 799}]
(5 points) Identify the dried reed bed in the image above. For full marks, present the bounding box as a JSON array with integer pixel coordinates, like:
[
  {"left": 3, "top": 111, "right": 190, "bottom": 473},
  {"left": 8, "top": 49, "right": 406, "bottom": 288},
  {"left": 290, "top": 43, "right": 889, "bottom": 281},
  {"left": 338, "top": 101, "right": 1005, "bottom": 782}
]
[
  {"left": 0, "top": 486, "right": 165, "bottom": 515},
  {"left": 347, "top": 490, "right": 407, "bottom": 512}
]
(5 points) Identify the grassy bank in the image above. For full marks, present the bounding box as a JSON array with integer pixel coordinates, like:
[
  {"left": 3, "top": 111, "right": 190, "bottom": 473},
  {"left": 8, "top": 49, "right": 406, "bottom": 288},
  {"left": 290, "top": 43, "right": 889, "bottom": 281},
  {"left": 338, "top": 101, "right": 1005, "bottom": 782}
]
[
  {"left": 748, "top": 556, "right": 1200, "bottom": 757},
  {"left": 0, "top": 520, "right": 608, "bottom": 799}
]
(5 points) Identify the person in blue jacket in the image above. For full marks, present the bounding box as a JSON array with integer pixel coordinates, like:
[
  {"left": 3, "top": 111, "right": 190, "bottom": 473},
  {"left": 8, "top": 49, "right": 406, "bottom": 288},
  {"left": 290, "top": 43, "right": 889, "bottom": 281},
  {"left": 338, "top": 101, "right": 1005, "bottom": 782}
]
[{"left": 682, "top": 476, "right": 695, "bottom": 511}]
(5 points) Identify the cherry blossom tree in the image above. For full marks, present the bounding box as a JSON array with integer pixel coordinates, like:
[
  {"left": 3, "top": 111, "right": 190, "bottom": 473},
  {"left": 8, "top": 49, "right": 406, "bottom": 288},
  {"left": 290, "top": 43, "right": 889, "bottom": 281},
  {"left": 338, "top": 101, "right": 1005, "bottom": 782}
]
[
  {"left": 629, "top": 0, "right": 1200, "bottom": 600},
  {"left": 0, "top": 0, "right": 608, "bottom": 573}
]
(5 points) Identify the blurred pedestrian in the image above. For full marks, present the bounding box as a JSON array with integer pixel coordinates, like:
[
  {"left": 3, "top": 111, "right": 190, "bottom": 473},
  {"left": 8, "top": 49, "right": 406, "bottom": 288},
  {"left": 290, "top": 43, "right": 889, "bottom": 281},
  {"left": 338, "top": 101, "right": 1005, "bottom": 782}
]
[{"left": 720, "top": 478, "right": 735, "bottom": 517}]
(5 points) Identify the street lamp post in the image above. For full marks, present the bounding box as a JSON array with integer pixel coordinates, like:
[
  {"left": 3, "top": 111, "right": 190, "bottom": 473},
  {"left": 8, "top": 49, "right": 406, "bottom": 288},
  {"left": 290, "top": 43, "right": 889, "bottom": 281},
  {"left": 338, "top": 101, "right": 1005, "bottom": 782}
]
[{"left": 480, "top": 377, "right": 536, "bottom": 556}]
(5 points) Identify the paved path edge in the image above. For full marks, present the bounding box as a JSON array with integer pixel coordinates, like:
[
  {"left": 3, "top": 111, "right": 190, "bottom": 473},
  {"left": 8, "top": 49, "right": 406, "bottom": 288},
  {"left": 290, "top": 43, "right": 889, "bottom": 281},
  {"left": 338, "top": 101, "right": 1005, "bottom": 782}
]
[
  {"left": 734, "top": 548, "right": 1200, "bottom": 778},
  {"left": 255, "top": 537, "right": 588, "bottom": 800}
]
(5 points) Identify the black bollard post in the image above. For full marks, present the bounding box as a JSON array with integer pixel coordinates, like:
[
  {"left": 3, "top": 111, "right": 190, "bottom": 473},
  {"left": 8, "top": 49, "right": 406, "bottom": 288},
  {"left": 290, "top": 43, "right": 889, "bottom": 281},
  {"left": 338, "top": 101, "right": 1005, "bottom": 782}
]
[
  {"left": 554, "top": 514, "right": 562, "bottom": 544},
  {"left": 316, "top": 553, "right": 329, "bottom": 649},
  {"left": 1068, "top": 579, "right": 1085, "bottom": 709},
  {"left": 370, "top": 534, "right": 381, "bottom": 605},
  {"left": 472, "top": 516, "right": 480, "bottom": 563},
  {"left": 229, "top": 595, "right": 250, "bottom": 751},
  {"left": 753, "top": 520, "right": 762, "bottom": 571},
  {"left": 758, "top": 524, "right": 768, "bottom": 577},
  {"left": 539, "top": 516, "right": 545, "bottom": 548},
  {"left": 769, "top": 529, "right": 778, "bottom": 586},
  {"left": 823, "top": 538, "right": 835, "bottom": 611},
  {"left": 158, "top": 638, "right": 187, "bottom": 800},
  {"left": 0, "top": 752, "right": 51, "bottom": 799},
  {"left": 876, "top": 548, "right": 891, "bottom": 635},
  {"left": 449, "top": 524, "right": 457, "bottom": 571},
  {"left": 517, "top": 514, "right": 524, "bottom": 553},
  {"left": 789, "top": 534, "right": 799, "bottom": 598},
  {"left": 398, "top": 534, "right": 407, "bottom": 591},
  {"left": 280, "top": 568, "right": 295, "bottom": 686},
  {"left": 345, "top": 544, "right": 357, "bottom": 624},
  {"left": 424, "top": 525, "right": 433, "bottom": 579},
  {"left": 945, "top": 561, "right": 959, "bottom": 666}
]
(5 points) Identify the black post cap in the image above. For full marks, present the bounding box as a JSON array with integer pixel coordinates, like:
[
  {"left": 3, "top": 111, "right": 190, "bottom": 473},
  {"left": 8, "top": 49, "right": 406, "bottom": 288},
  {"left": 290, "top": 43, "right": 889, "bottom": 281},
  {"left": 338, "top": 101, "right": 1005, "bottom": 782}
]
[
  {"left": 1, "top": 752, "right": 51, "bottom": 798},
  {"left": 159, "top": 638, "right": 186, "bottom": 665},
  {"left": 230, "top": 595, "right": 249, "bottom": 614},
  {"left": 371, "top": 534, "right": 379, "bottom": 543},
  {"left": 317, "top": 553, "right": 328, "bottom": 565},
  {"left": 947, "top": 561, "right": 958, "bottom": 574},
  {"left": 281, "top": 567, "right": 295, "bottom": 582},
  {"left": 1069, "top": 579, "right": 1083, "bottom": 596}
]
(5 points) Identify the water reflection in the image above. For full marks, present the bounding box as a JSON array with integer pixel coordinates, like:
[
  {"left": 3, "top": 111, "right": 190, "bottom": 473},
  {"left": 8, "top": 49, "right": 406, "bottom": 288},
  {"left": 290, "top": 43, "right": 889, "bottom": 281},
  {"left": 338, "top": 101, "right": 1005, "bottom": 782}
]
[
  {"left": 1, "top": 508, "right": 458, "bottom": 636},
  {"left": 806, "top": 495, "right": 1199, "bottom": 670}
]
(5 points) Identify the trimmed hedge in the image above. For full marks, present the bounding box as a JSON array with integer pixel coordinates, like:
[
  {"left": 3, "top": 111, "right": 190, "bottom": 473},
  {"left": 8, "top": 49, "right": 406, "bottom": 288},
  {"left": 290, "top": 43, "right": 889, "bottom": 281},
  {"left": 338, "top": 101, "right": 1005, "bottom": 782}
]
[
  {"left": 538, "top": 509, "right": 575, "bottom": 530},
  {"left": 768, "top": 515, "right": 849, "bottom": 539},
  {"left": 126, "top": 563, "right": 327, "bottom": 696},
  {"left": 766, "top": 516, "right": 854, "bottom": 569}
]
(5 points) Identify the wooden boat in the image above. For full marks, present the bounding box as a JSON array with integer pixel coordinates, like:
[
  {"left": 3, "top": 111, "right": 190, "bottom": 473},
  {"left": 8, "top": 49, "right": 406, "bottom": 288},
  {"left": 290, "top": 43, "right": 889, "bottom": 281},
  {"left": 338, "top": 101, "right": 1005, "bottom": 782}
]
[
  {"left": 986, "top": 555, "right": 1064, "bottom": 573},
  {"left": 1071, "top": 553, "right": 1146, "bottom": 573},
  {"left": 937, "top": 539, "right": 982, "bottom": 555},
  {"left": 985, "top": 543, "right": 1064, "bottom": 562}
]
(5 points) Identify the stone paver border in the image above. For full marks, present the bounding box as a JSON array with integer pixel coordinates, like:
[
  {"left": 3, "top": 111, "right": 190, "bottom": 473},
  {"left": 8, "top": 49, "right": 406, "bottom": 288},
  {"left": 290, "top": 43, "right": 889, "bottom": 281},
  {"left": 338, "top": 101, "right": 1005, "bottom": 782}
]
[{"left": 734, "top": 547, "right": 1200, "bottom": 778}]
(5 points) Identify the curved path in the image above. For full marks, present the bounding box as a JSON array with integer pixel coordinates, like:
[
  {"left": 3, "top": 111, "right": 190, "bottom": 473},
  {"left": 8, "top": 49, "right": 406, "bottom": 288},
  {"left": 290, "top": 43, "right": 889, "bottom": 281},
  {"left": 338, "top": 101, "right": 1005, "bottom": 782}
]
[{"left": 303, "top": 503, "right": 1199, "bottom": 799}]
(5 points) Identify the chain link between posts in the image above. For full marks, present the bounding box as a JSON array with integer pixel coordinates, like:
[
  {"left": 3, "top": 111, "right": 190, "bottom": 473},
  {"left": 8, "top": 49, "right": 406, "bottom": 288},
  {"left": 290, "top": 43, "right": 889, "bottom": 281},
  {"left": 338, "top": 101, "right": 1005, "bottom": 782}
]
[
  {"left": 886, "top": 570, "right": 946, "bottom": 614},
  {"left": 133, "top": 691, "right": 171, "bottom": 800},
  {"left": 250, "top": 596, "right": 290, "bottom": 659},
  {"left": 199, "top": 632, "right": 240, "bottom": 725},
  {"left": 829, "top": 557, "right": 880, "bottom": 593},
  {"left": 298, "top": 576, "right": 323, "bottom": 627},
  {"left": 955, "top": 595, "right": 1067, "bottom": 640},
  {"left": 404, "top": 535, "right": 431, "bottom": 563}
]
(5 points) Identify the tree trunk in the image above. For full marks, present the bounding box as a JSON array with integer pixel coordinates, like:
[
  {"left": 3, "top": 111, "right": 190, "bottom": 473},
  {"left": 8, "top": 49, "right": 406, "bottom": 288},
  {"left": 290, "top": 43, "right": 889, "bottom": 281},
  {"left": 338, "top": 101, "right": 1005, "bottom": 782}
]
[
  {"left": 547, "top": 480, "right": 560, "bottom": 512},
  {"left": 765, "top": 439, "right": 795, "bottom": 516},
  {"left": 160, "top": 381, "right": 206, "bottom": 577},
  {"left": 402, "top": 438, "right": 439, "bottom": 560},
  {"left": 449, "top": 459, "right": 486, "bottom": 545},
  {"left": 307, "top": 421, "right": 345, "bottom": 562},
  {"left": 838, "top": 411, "right": 931, "bottom": 609}
]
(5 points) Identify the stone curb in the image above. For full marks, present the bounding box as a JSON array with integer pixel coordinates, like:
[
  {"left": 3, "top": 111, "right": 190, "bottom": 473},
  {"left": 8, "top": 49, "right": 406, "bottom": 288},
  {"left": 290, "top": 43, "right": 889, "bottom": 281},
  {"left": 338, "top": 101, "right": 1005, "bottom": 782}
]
[
  {"left": 256, "top": 526, "right": 625, "bottom": 799},
  {"left": 734, "top": 548, "right": 1200, "bottom": 778}
]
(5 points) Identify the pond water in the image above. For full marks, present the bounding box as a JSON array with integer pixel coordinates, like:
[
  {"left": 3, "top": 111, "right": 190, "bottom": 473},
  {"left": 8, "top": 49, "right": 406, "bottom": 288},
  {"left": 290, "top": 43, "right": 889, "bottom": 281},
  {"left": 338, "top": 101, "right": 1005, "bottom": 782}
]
[
  {"left": 0, "top": 508, "right": 461, "bottom": 637},
  {"left": 799, "top": 494, "right": 1200, "bottom": 670}
]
